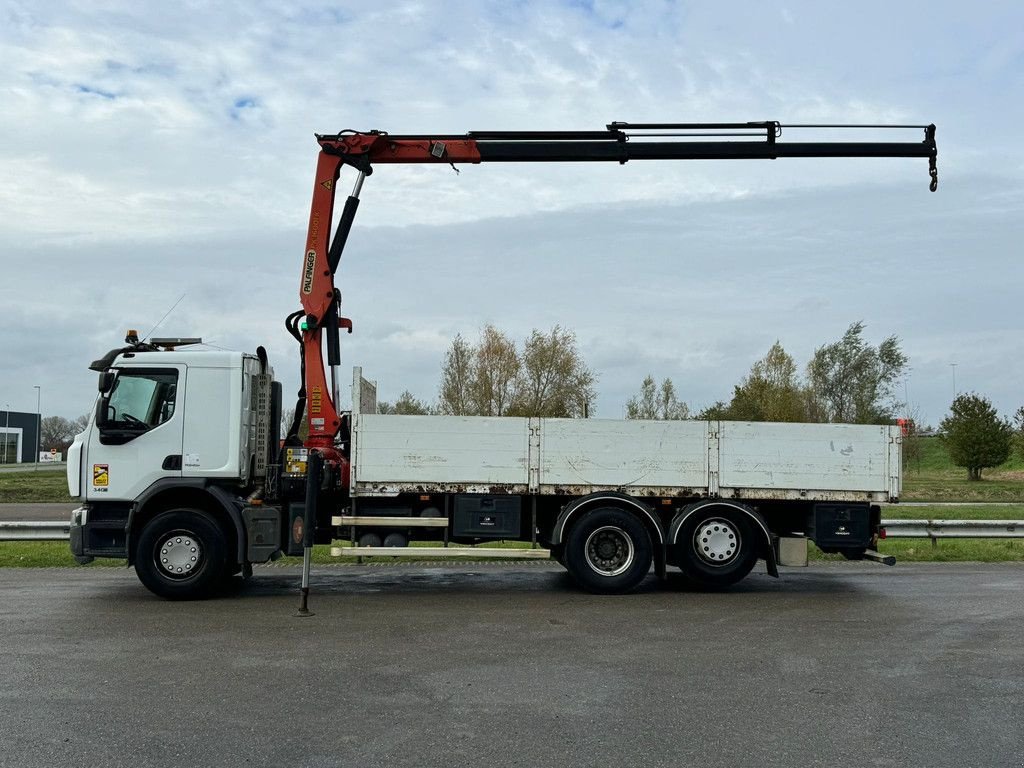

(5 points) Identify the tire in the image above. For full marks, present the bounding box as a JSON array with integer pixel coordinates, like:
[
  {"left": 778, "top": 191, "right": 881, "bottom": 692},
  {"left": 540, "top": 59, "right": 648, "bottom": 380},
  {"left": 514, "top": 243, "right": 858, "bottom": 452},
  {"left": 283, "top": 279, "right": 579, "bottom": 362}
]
[
  {"left": 135, "top": 508, "right": 228, "bottom": 600},
  {"left": 564, "top": 507, "right": 653, "bottom": 594},
  {"left": 358, "top": 532, "right": 383, "bottom": 547},
  {"left": 675, "top": 507, "right": 758, "bottom": 589}
]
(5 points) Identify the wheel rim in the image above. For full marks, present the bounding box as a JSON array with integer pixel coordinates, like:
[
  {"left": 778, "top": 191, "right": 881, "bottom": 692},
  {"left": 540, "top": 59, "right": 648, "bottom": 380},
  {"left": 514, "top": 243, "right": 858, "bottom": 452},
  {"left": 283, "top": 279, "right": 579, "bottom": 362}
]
[
  {"left": 155, "top": 530, "right": 203, "bottom": 579},
  {"left": 584, "top": 525, "right": 635, "bottom": 577},
  {"left": 693, "top": 518, "right": 740, "bottom": 566}
]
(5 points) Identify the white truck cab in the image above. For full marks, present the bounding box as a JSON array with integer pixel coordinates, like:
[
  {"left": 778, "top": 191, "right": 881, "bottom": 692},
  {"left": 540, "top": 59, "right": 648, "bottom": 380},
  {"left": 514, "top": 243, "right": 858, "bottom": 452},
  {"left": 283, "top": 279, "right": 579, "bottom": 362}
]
[
  {"left": 69, "top": 350, "right": 266, "bottom": 500},
  {"left": 68, "top": 336, "right": 281, "bottom": 596}
]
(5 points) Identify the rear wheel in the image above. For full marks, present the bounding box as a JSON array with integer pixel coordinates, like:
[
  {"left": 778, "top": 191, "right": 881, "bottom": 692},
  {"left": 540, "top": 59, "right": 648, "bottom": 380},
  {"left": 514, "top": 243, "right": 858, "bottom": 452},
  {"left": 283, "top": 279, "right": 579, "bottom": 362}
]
[
  {"left": 675, "top": 508, "right": 757, "bottom": 588},
  {"left": 564, "top": 507, "right": 652, "bottom": 594},
  {"left": 358, "top": 532, "right": 383, "bottom": 547},
  {"left": 135, "top": 508, "right": 228, "bottom": 600}
]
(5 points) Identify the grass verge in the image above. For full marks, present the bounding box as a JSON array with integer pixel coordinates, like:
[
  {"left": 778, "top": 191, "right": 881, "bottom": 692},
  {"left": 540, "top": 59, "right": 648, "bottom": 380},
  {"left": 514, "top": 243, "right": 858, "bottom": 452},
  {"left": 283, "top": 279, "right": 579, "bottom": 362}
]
[
  {"left": 883, "top": 504, "right": 1024, "bottom": 520},
  {"left": 877, "top": 538, "right": 1024, "bottom": 562},
  {"left": 0, "top": 541, "right": 126, "bottom": 568},
  {"left": 809, "top": 539, "right": 1024, "bottom": 563},
  {"left": 901, "top": 436, "right": 1024, "bottom": 502},
  {"left": 902, "top": 473, "right": 1024, "bottom": 503},
  {"left": 0, "top": 469, "right": 74, "bottom": 504}
]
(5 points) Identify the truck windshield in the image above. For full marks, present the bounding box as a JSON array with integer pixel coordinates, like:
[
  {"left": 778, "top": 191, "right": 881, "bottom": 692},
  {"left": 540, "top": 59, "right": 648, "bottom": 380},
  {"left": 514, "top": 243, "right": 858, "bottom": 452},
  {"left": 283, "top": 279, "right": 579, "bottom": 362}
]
[{"left": 105, "top": 370, "right": 178, "bottom": 429}]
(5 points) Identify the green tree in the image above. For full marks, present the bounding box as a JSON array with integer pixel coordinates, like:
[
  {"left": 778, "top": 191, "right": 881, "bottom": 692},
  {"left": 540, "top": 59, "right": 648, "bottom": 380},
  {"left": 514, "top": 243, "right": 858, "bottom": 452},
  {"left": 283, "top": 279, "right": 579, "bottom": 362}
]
[
  {"left": 378, "top": 391, "right": 432, "bottom": 415},
  {"left": 626, "top": 375, "right": 690, "bottom": 420},
  {"left": 723, "top": 341, "right": 807, "bottom": 422},
  {"left": 806, "top": 321, "right": 907, "bottom": 423},
  {"left": 939, "top": 393, "right": 1012, "bottom": 480},
  {"left": 696, "top": 401, "right": 729, "bottom": 420}
]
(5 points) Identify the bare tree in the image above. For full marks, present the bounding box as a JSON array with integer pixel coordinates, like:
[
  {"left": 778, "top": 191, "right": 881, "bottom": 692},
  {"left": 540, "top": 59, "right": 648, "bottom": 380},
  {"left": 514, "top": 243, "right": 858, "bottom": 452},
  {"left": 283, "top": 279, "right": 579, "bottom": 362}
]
[
  {"left": 438, "top": 334, "right": 474, "bottom": 416},
  {"left": 280, "top": 406, "right": 309, "bottom": 442},
  {"left": 438, "top": 325, "right": 597, "bottom": 418},
  {"left": 471, "top": 325, "right": 521, "bottom": 416},
  {"left": 40, "top": 416, "right": 80, "bottom": 454},
  {"left": 513, "top": 326, "right": 595, "bottom": 418},
  {"left": 900, "top": 404, "right": 927, "bottom": 474},
  {"left": 626, "top": 375, "right": 689, "bottom": 420}
]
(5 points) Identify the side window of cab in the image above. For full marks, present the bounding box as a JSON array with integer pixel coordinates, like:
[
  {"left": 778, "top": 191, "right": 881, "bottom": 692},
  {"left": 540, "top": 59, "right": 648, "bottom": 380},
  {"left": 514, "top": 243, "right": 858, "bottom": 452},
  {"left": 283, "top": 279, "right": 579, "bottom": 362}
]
[{"left": 99, "top": 369, "right": 178, "bottom": 442}]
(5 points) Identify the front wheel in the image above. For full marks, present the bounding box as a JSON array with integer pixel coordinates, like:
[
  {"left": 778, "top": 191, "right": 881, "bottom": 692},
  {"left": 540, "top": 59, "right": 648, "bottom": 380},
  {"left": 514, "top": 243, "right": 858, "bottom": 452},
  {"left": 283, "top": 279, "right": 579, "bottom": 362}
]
[
  {"left": 135, "top": 508, "right": 228, "bottom": 600},
  {"left": 563, "top": 507, "right": 653, "bottom": 594}
]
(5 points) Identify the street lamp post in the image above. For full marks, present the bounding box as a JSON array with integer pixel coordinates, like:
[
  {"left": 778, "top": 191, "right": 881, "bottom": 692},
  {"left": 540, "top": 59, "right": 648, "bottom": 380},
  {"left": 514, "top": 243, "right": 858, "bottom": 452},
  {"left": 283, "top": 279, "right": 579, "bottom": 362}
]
[
  {"left": 3, "top": 403, "right": 9, "bottom": 465},
  {"left": 34, "top": 385, "right": 41, "bottom": 472}
]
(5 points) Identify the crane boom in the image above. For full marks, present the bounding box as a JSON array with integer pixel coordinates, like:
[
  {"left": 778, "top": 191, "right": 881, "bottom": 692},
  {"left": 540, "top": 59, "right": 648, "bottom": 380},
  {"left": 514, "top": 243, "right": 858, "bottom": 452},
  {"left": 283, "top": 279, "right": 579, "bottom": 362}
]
[
  {"left": 316, "top": 121, "right": 937, "bottom": 168},
  {"left": 291, "top": 120, "right": 938, "bottom": 453}
]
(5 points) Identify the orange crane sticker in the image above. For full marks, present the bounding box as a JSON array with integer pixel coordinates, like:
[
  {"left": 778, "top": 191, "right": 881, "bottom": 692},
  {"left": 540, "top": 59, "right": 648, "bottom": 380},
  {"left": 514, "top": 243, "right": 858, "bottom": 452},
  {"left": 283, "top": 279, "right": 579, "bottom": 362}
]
[{"left": 92, "top": 464, "right": 109, "bottom": 486}]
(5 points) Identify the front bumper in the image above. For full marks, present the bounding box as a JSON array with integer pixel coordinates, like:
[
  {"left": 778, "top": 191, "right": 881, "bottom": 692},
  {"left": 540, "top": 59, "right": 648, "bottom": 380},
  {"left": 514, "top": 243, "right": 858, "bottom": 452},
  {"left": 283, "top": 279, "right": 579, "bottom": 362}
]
[
  {"left": 69, "top": 507, "right": 93, "bottom": 564},
  {"left": 69, "top": 504, "right": 128, "bottom": 562}
]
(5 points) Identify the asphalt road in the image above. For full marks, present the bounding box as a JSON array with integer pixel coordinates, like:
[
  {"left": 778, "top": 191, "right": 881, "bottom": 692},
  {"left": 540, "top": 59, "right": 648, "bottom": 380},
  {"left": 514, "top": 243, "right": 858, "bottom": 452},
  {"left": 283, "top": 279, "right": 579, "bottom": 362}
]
[
  {"left": 1, "top": 562, "right": 1022, "bottom": 768},
  {"left": 0, "top": 463, "right": 65, "bottom": 474},
  {"left": 0, "top": 503, "right": 76, "bottom": 521}
]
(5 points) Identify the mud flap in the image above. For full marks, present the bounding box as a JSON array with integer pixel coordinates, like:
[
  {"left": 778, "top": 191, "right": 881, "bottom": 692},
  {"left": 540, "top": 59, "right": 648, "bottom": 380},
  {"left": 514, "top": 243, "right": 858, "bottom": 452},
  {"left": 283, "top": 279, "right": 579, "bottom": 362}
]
[{"left": 764, "top": 543, "right": 779, "bottom": 578}]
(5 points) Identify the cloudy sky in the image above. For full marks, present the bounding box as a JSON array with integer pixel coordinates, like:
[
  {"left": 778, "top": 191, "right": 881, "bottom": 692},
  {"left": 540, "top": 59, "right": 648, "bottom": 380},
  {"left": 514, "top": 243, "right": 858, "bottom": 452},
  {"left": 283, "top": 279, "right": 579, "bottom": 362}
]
[{"left": 1, "top": 0, "right": 1021, "bottom": 427}]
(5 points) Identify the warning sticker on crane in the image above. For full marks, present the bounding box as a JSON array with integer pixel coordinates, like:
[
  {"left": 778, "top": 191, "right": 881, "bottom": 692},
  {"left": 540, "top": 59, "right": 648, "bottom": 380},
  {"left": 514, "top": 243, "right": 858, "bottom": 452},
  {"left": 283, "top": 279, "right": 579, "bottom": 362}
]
[{"left": 285, "top": 448, "right": 308, "bottom": 475}]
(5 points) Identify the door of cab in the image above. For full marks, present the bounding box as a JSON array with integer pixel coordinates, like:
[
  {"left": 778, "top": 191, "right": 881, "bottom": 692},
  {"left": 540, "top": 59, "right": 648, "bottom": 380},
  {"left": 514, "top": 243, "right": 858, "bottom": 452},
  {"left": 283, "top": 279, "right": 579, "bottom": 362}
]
[{"left": 86, "top": 365, "right": 185, "bottom": 501}]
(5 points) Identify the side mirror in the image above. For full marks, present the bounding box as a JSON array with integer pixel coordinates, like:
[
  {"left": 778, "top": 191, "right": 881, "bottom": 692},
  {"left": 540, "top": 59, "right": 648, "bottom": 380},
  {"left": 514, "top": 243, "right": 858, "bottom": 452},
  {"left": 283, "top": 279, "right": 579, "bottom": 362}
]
[
  {"left": 95, "top": 397, "right": 134, "bottom": 446},
  {"left": 98, "top": 372, "right": 114, "bottom": 393},
  {"left": 95, "top": 397, "right": 109, "bottom": 428}
]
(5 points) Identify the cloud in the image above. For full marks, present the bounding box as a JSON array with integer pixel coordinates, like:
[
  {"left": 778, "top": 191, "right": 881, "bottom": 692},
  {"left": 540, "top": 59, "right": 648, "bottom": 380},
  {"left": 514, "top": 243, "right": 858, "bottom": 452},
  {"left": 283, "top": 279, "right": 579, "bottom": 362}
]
[
  {"left": 1, "top": 0, "right": 974, "bottom": 242},
  {"left": 0, "top": 1, "right": 1020, "bottom": 425},
  {"left": 3, "top": 172, "right": 1021, "bottom": 423}
]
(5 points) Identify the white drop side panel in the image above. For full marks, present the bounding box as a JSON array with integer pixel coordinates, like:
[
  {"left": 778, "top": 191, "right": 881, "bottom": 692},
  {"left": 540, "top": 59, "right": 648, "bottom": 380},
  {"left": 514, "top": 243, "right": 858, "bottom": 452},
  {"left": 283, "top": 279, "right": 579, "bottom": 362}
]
[
  {"left": 539, "top": 419, "right": 709, "bottom": 493},
  {"left": 353, "top": 415, "right": 530, "bottom": 494},
  {"left": 718, "top": 422, "right": 892, "bottom": 494}
]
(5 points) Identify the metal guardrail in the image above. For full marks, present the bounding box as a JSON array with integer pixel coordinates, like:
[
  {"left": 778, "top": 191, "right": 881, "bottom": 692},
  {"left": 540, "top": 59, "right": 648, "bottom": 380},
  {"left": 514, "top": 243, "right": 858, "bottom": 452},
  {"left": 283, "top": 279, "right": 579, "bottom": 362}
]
[
  {"left": 1, "top": 519, "right": 1022, "bottom": 543},
  {"left": 0, "top": 521, "right": 71, "bottom": 541},
  {"left": 881, "top": 519, "right": 1024, "bottom": 539}
]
